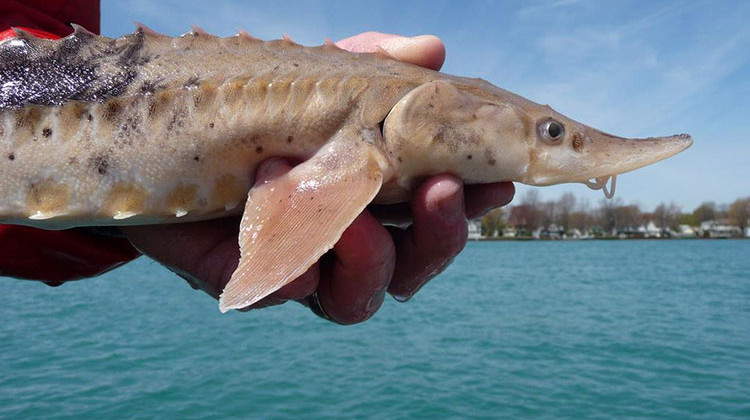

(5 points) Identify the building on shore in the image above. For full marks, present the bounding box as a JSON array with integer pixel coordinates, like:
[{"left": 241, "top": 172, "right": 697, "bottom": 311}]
[
  {"left": 699, "top": 220, "right": 743, "bottom": 238},
  {"left": 675, "top": 225, "right": 697, "bottom": 238},
  {"left": 468, "top": 218, "right": 745, "bottom": 240},
  {"left": 468, "top": 219, "right": 483, "bottom": 240}
]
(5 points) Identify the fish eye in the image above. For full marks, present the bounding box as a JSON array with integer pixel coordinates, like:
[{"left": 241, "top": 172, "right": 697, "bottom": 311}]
[{"left": 539, "top": 120, "right": 565, "bottom": 143}]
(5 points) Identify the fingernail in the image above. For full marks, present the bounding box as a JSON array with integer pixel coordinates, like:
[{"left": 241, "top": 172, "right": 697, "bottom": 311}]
[
  {"left": 435, "top": 182, "right": 463, "bottom": 219},
  {"left": 366, "top": 289, "right": 387, "bottom": 312},
  {"left": 377, "top": 35, "right": 435, "bottom": 57},
  {"left": 377, "top": 35, "right": 417, "bottom": 52},
  {"left": 392, "top": 292, "right": 412, "bottom": 303}
]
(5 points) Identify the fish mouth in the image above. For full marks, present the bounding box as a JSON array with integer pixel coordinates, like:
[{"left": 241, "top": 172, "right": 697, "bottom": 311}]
[
  {"left": 580, "top": 133, "right": 692, "bottom": 198},
  {"left": 585, "top": 132, "right": 693, "bottom": 178}
]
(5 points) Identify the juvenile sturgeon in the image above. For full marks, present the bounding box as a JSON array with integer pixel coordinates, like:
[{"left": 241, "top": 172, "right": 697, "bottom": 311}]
[{"left": 0, "top": 26, "right": 692, "bottom": 311}]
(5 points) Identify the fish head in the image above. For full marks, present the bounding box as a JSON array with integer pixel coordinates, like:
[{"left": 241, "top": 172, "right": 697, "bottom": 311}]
[
  {"left": 518, "top": 105, "right": 693, "bottom": 188},
  {"left": 383, "top": 78, "right": 691, "bottom": 198}
]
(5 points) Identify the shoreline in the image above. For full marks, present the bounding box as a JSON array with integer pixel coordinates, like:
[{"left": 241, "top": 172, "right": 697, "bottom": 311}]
[{"left": 471, "top": 236, "right": 750, "bottom": 241}]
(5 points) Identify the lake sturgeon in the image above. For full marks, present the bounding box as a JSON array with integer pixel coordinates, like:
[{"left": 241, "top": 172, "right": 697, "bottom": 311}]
[{"left": 0, "top": 26, "right": 692, "bottom": 311}]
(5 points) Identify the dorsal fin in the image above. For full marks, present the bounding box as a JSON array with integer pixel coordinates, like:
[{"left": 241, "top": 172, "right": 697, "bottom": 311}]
[
  {"left": 134, "top": 22, "right": 162, "bottom": 37},
  {"left": 70, "top": 23, "right": 95, "bottom": 38},
  {"left": 11, "top": 27, "right": 34, "bottom": 40},
  {"left": 235, "top": 29, "right": 259, "bottom": 42},
  {"left": 282, "top": 33, "right": 297, "bottom": 45},
  {"left": 190, "top": 25, "right": 208, "bottom": 36}
]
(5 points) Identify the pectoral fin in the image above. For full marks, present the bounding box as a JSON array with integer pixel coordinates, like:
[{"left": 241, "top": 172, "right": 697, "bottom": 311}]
[{"left": 219, "top": 134, "right": 387, "bottom": 312}]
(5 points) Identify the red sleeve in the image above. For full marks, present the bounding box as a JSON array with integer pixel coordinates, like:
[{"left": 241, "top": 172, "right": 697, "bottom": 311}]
[
  {"left": 0, "top": 0, "right": 99, "bottom": 36},
  {"left": 0, "top": 0, "right": 140, "bottom": 285}
]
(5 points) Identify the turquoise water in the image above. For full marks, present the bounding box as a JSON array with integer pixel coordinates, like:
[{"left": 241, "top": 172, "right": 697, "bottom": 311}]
[{"left": 1, "top": 240, "right": 748, "bottom": 419}]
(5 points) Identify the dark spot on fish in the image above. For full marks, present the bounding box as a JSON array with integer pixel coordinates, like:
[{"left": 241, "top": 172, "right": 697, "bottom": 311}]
[
  {"left": 68, "top": 157, "right": 77, "bottom": 165},
  {"left": 287, "top": 135, "right": 293, "bottom": 143},
  {"left": 292, "top": 63, "right": 299, "bottom": 67},
  {"left": 147, "top": 99, "right": 158, "bottom": 117},
  {"left": 167, "top": 106, "right": 187, "bottom": 130},
  {"left": 89, "top": 154, "right": 110, "bottom": 175},
  {"left": 13, "top": 109, "right": 33, "bottom": 129},
  {"left": 467, "top": 154, "right": 472, "bottom": 160},
  {"left": 184, "top": 76, "right": 200, "bottom": 89},
  {"left": 432, "top": 125, "right": 463, "bottom": 153},
  {"left": 192, "top": 93, "right": 203, "bottom": 107},
  {"left": 85, "top": 68, "right": 137, "bottom": 101},
  {"left": 87, "top": 113, "right": 93, "bottom": 122},
  {"left": 484, "top": 148, "right": 496, "bottom": 166},
  {"left": 103, "top": 101, "right": 122, "bottom": 121},
  {"left": 256, "top": 146, "right": 264, "bottom": 153},
  {"left": 209, "top": 122, "right": 215, "bottom": 129},
  {"left": 193, "top": 155, "right": 200, "bottom": 162},
  {"left": 42, "top": 128, "right": 52, "bottom": 138},
  {"left": 115, "top": 29, "right": 146, "bottom": 66},
  {"left": 7, "top": 153, "right": 15, "bottom": 161},
  {"left": 118, "top": 115, "right": 139, "bottom": 135},
  {"left": 397, "top": 157, "right": 403, "bottom": 163},
  {"left": 140, "top": 80, "right": 158, "bottom": 95},
  {"left": 572, "top": 133, "right": 584, "bottom": 152}
]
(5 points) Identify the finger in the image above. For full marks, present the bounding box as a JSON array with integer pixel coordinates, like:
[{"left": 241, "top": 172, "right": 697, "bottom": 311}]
[
  {"left": 123, "top": 217, "right": 240, "bottom": 299},
  {"left": 316, "top": 211, "right": 396, "bottom": 324},
  {"left": 267, "top": 262, "right": 319, "bottom": 301},
  {"left": 243, "top": 263, "right": 320, "bottom": 310},
  {"left": 368, "top": 202, "right": 412, "bottom": 227},
  {"left": 387, "top": 174, "right": 467, "bottom": 301},
  {"left": 370, "top": 181, "right": 516, "bottom": 226},
  {"left": 336, "top": 32, "right": 446, "bottom": 71},
  {"left": 464, "top": 182, "right": 515, "bottom": 219}
]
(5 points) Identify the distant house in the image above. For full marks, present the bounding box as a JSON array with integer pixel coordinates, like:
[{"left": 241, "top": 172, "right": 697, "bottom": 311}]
[
  {"left": 745, "top": 227, "right": 750, "bottom": 238},
  {"left": 546, "top": 224, "right": 564, "bottom": 239},
  {"left": 637, "top": 221, "right": 662, "bottom": 238},
  {"left": 531, "top": 227, "right": 542, "bottom": 239},
  {"left": 502, "top": 227, "right": 517, "bottom": 238},
  {"left": 700, "top": 220, "right": 742, "bottom": 238},
  {"left": 675, "top": 225, "right": 697, "bottom": 238},
  {"left": 468, "top": 219, "right": 483, "bottom": 240}
]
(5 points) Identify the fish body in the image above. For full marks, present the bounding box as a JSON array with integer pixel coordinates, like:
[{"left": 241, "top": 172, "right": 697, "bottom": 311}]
[{"left": 0, "top": 26, "right": 692, "bottom": 311}]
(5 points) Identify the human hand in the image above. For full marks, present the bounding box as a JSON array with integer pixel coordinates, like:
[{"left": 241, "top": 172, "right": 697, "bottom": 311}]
[{"left": 122, "top": 32, "right": 515, "bottom": 324}]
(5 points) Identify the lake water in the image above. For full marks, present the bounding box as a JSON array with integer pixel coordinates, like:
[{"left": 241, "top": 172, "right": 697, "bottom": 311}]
[{"left": 1, "top": 240, "right": 748, "bottom": 419}]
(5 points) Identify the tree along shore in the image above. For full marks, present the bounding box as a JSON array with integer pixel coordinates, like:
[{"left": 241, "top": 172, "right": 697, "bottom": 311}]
[{"left": 476, "top": 192, "right": 750, "bottom": 240}]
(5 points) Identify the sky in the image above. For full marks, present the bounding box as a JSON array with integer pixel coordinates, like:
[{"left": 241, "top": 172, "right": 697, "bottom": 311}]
[{"left": 101, "top": 0, "right": 750, "bottom": 212}]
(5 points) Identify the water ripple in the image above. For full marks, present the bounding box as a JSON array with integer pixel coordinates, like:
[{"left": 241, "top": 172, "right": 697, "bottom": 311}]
[{"left": 1, "top": 240, "right": 748, "bottom": 418}]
